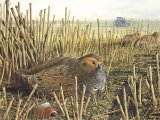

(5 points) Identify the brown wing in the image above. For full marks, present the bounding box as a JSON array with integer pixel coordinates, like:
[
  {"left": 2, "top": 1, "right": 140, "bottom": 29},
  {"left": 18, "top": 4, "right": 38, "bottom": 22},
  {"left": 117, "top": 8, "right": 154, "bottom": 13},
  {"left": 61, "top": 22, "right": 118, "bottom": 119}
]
[
  {"left": 16, "top": 57, "right": 76, "bottom": 75},
  {"left": 25, "top": 64, "right": 76, "bottom": 97}
]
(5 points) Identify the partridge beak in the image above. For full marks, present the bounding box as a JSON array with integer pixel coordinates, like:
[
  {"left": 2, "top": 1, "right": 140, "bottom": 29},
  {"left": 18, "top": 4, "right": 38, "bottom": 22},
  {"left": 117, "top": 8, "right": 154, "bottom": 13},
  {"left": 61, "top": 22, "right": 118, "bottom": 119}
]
[{"left": 96, "top": 64, "right": 102, "bottom": 70}]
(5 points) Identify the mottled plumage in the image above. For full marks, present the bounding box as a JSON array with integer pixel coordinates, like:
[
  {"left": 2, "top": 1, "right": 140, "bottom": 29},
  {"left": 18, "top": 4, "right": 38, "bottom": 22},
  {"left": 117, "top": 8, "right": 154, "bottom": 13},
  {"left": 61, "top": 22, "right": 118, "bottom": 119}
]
[
  {"left": 134, "top": 32, "right": 160, "bottom": 47},
  {"left": 122, "top": 32, "right": 141, "bottom": 47},
  {"left": 16, "top": 54, "right": 107, "bottom": 97}
]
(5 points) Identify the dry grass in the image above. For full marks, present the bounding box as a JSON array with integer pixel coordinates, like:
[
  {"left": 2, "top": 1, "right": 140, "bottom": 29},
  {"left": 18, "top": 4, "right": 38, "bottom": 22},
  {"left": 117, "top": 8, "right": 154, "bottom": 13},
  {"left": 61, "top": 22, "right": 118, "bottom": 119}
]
[{"left": 0, "top": 0, "right": 160, "bottom": 119}]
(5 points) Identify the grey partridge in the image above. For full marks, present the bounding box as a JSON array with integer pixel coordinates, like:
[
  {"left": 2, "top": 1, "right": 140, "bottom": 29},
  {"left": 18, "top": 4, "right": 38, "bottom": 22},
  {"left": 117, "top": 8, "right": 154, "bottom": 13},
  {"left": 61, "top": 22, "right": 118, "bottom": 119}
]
[{"left": 16, "top": 54, "right": 107, "bottom": 98}]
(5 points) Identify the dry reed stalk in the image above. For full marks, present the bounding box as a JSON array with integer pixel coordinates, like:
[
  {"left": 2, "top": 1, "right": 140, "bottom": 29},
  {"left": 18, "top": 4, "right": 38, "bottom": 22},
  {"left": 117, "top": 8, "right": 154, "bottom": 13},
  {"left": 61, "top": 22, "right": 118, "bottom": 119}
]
[
  {"left": 17, "top": 50, "right": 23, "bottom": 69},
  {"left": 7, "top": 61, "right": 12, "bottom": 84},
  {"left": 2, "top": 87, "right": 7, "bottom": 105},
  {"left": 3, "top": 2, "right": 5, "bottom": 20},
  {"left": 15, "top": 2, "right": 21, "bottom": 25},
  {"left": 123, "top": 87, "right": 129, "bottom": 120},
  {"left": 71, "top": 18, "right": 76, "bottom": 50},
  {"left": 0, "top": 29, "right": 4, "bottom": 41},
  {"left": 0, "top": 98, "right": 4, "bottom": 108},
  {"left": 70, "top": 96, "right": 76, "bottom": 120},
  {"left": 24, "top": 50, "right": 32, "bottom": 64},
  {"left": 22, "top": 42, "right": 26, "bottom": 67},
  {"left": 0, "top": 63, "right": 5, "bottom": 85},
  {"left": 8, "top": 26, "right": 12, "bottom": 47},
  {"left": 49, "top": 16, "right": 55, "bottom": 53},
  {"left": 130, "top": 75, "right": 134, "bottom": 87},
  {"left": 127, "top": 96, "right": 131, "bottom": 109},
  {"left": 23, "top": 103, "right": 36, "bottom": 119},
  {"left": 42, "top": 9, "right": 46, "bottom": 44},
  {"left": 47, "top": 6, "right": 50, "bottom": 29},
  {"left": 29, "top": 3, "right": 32, "bottom": 35},
  {"left": 79, "top": 85, "right": 86, "bottom": 119},
  {"left": 2, "top": 40, "right": 9, "bottom": 58},
  {"left": 116, "top": 95, "right": 126, "bottom": 119},
  {"left": 15, "top": 51, "right": 19, "bottom": 70},
  {"left": 75, "top": 77, "right": 80, "bottom": 120},
  {"left": 144, "top": 78, "right": 150, "bottom": 90},
  {"left": 5, "top": 0, "right": 9, "bottom": 58},
  {"left": 60, "top": 86, "right": 70, "bottom": 120},
  {"left": 19, "top": 84, "right": 38, "bottom": 116},
  {"left": 26, "top": 9, "right": 29, "bottom": 30},
  {"left": 83, "top": 96, "right": 91, "bottom": 115},
  {"left": 133, "top": 63, "right": 136, "bottom": 78},
  {"left": 0, "top": 21, "right": 21, "bottom": 45},
  {"left": 88, "top": 23, "right": 92, "bottom": 41},
  {"left": 5, "top": 59, "right": 9, "bottom": 76},
  {"left": 148, "top": 65, "right": 157, "bottom": 108},
  {"left": 138, "top": 78, "right": 142, "bottom": 106},
  {"left": 35, "top": 17, "right": 39, "bottom": 44},
  {"left": 97, "top": 19, "right": 101, "bottom": 55},
  {"left": 53, "top": 92, "right": 65, "bottom": 116},
  {"left": 10, "top": 8, "right": 19, "bottom": 28},
  {"left": 65, "top": 7, "right": 67, "bottom": 42},
  {"left": 132, "top": 76, "right": 140, "bottom": 120},
  {"left": 3, "top": 97, "right": 14, "bottom": 119},
  {"left": 24, "top": 31, "right": 37, "bottom": 55},
  {"left": 107, "top": 47, "right": 118, "bottom": 74},
  {"left": 15, "top": 99, "right": 22, "bottom": 120},
  {"left": 10, "top": 8, "right": 36, "bottom": 63},
  {"left": 41, "top": 5, "right": 51, "bottom": 58},
  {"left": 22, "top": 36, "right": 35, "bottom": 63},
  {"left": 32, "top": 19, "right": 35, "bottom": 38},
  {"left": 156, "top": 52, "right": 160, "bottom": 94},
  {"left": 38, "top": 10, "right": 43, "bottom": 60},
  {"left": 92, "top": 91, "right": 97, "bottom": 106},
  {"left": 38, "top": 10, "right": 42, "bottom": 41},
  {"left": 0, "top": 3, "right": 2, "bottom": 30}
]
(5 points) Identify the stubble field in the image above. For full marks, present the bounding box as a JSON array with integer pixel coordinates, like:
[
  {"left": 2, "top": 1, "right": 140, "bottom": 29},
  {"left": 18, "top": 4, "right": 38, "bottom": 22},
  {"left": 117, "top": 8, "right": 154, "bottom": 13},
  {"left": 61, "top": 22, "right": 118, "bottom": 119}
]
[{"left": 0, "top": 1, "right": 160, "bottom": 120}]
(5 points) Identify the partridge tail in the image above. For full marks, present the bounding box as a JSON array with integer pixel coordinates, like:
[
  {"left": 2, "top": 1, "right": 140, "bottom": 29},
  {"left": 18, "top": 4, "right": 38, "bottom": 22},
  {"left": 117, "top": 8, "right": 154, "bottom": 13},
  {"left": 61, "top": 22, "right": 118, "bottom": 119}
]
[
  {"left": 15, "top": 70, "right": 33, "bottom": 88},
  {"left": 16, "top": 69, "right": 43, "bottom": 88}
]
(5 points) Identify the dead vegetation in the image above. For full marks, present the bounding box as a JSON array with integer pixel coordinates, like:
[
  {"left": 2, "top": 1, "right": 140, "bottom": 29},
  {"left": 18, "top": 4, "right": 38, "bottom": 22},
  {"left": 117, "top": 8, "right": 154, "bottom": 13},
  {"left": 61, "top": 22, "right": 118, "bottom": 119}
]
[{"left": 0, "top": 0, "right": 160, "bottom": 119}]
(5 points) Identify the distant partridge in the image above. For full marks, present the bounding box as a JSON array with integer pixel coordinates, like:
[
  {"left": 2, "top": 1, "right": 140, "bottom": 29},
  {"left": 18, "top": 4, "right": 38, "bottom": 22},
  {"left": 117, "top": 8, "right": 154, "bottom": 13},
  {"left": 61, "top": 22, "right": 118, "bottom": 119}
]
[
  {"left": 16, "top": 54, "right": 107, "bottom": 97},
  {"left": 122, "top": 32, "right": 141, "bottom": 47},
  {"left": 134, "top": 32, "right": 159, "bottom": 47}
]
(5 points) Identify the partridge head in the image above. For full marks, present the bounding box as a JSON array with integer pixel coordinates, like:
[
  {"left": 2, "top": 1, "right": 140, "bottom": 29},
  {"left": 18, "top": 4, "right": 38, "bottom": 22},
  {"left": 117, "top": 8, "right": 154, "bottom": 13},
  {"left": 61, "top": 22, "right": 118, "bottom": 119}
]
[{"left": 77, "top": 54, "right": 107, "bottom": 96}]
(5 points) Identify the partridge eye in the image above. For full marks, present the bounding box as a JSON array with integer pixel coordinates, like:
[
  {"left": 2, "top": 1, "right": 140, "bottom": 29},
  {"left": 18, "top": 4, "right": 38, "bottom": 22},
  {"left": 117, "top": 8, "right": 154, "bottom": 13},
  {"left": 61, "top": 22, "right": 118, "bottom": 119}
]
[{"left": 92, "top": 61, "right": 96, "bottom": 64}]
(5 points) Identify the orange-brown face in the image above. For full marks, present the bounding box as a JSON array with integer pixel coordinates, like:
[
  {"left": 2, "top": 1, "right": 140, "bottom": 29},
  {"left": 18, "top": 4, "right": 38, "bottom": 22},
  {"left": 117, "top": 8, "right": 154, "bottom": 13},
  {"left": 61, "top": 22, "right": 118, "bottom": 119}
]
[{"left": 79, "top": 54, "right": 103, "bottom": 73}]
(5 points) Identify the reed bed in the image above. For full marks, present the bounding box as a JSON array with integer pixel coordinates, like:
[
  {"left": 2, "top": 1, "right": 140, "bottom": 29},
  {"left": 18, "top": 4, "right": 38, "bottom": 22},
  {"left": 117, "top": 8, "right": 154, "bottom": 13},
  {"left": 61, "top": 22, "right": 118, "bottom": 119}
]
[{"left": 0, "top": 0, "right": 160, "bottom": 119}]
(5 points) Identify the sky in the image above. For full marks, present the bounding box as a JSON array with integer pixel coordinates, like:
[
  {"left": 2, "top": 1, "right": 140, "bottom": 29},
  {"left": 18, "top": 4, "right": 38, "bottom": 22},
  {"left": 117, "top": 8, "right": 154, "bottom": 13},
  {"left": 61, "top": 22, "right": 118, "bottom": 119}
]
[{"left": 1, "top": 0, "right": 160, "bottom": 20}]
